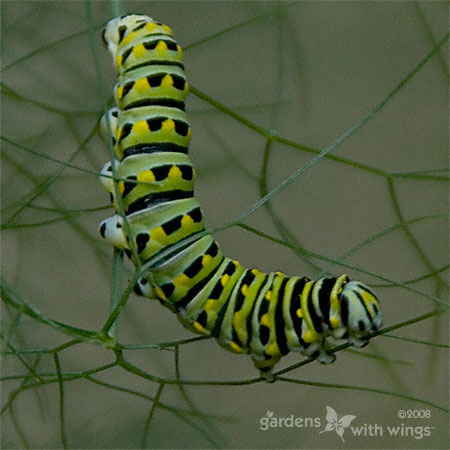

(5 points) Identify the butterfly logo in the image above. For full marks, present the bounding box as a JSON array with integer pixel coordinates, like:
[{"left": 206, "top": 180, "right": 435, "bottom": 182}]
[{"left": 320, "top": 406, "right": 356, "bottom": 442}]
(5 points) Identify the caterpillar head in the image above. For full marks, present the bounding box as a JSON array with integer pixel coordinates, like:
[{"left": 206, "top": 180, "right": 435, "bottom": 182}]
[
  {"left": 340, "top": 281, "right": 382, "bottom": 340},
  {"left": 102, "top": 14, "right": 155, "bottom": 54}
]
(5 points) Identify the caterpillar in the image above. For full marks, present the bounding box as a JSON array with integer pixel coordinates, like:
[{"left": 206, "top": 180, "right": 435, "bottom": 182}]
[{"left": 98, "top": 14, "right": 383, "bottom": 380}]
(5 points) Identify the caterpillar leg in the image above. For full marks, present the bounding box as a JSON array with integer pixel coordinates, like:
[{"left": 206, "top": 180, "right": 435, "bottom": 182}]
[
  {"left": 296, "top": 341, "right": 335, "bottom": 364},
  {"left": 100, "top": 107, "right": 120, "bottom": 146},
  {"left": 133, "top": 275, "right": 157, "bottom": 299},
  {"left": 99, "top": 158, "right": 119, "bottom": 211},
  {"left": 99, "top": 214, "right": 128, "bottom": 249},
  {"left": 347, "top": 335, "right": 369, "bottom": 348},
  {"left": 99, "top": 108, "right": 120, "bottom": 204},
  {"left": 317, "top": 346, "right": 336, "bottom": 364},
  {"left": 251, "top": 355, "right": 281, "bottom": 383},
  {"left": 99, "top": 160, "right": 117, "bottom": 193},
  {"left": 99, "top": 217, "right": 159, "bottom": 302}
]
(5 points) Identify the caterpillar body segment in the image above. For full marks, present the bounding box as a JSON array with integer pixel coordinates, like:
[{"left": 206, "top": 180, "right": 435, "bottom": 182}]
[{"left": 98, "top": 14, "right": 382, "bottom": 379}]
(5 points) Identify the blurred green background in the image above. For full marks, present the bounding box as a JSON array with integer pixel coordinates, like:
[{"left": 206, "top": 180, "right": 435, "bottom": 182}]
[{"left": 1, "top": 1, "right": 448, "bottom": 448}]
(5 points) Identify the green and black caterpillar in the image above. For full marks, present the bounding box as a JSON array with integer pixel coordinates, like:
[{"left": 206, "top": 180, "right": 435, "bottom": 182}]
[{"left": 99, "top": 14, "right": 382, "bottom": 379}]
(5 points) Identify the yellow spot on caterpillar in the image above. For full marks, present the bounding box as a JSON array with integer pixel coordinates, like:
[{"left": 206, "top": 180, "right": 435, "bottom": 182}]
[
  {"left": 146, "top": 22, "right": 158, "bottom": 32},
  {"left": 202, "top": 254, "right": 212, "bottom": 266},
  {"left": 266, "top": 343, "right": 279, "bottom": 356},
  {"left": 132, "top": 120, "right": 149, "bottom": 134},
  {"left": 150, "top": 226, "right": 166, "bottom": 242},
  {"left": 265, "top": 291, "right": 272, "bottom": 300},
  {"left": 193, "top": 321, "right": 205, "bottom": 333},
  {"left": 162, "top": 24, "right": 173, "bottom": 34},
  {"left": 137, "top": 170, "right": 156, "bottom": 183},
  {"left": 187, "top": 127, "right": 192, "bottom": 139},
  {"left": 181, "top": 214, "right": 194, "bottom": 228},
  {"left": 118, "top": 181, "right": 125, "bottom": 195},
  {"left": 229, "top": 342, "right": 243, "bottom": 353},
  {"left": 296, "top": 308, "right": 303, "bottom": 318},
  {"left": 115, "top": 54, "right": 122, "bottom": 67},
  {"left": 221, "top": 274, "right": 230, "bottom": 287},
  {"left": 173, "top": 273, "right": 190, "bottom": 288},
  {"left": 132, "top": 43, "right": 146, "bottom": 58},
  {"left": 161, "top": 119, "right": 175, "bottom": 133},
  {"left": 177, "top": 45, "right": 183, "bottom": 57},
  {"left": 276, "top": 271, "right": 284, "bottom": 276},
  {"left": 204, "top": 299, "right": 216, "bottom": 313},
  {"left": 251, "top": 268, "right": 259, "bottom": 275},
  {"left": 115, "top": 128, "right": 121, "bottom": 140},
  {"left": 303, "top": 331, "right": 317, "bottom": 343},
  {"left": 330, "top": 316, "right": 340, "bottom": 328},
  {"left": 155, "top": 287, "right": 167, "bottom": 301},
  {"left": 168, "top": 165, "right": 182, "bottom": 179},
  {"left": 119, "top": 33, "right": 134, "bottom": 47},
  {"left": 260, "top": 313, "right": 270, "bottom": 327},
  {"left": 161, "top": 74, "right": 173, "bottom": 88},
  {"left": 116, "top": 85, "right": 123, "bottom": 100},
  {"left": 241, "top": 284, "right": 248, "bottom": 295},
  {"left": 134, "top": 77, "right": 150, "bottom": 94},
  {"left": 155, "top": 40, "right": 168, "bottom": 56}
]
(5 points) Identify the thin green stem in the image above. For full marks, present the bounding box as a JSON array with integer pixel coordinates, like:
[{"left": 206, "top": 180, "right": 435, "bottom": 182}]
[
  {"left": 236, "top": 222, "right": 448, "bottom": 307},
  {"left": 1, "top": 214, "right": 81, "bottom": 230},
  {"left": 317, "top": 212, "right": 447, "bottom": 279},
  {"left": 121, "top": 336, "right": 209, "bottom": 351},
  {"left": 184, "top": 8, "right": 288, "bottom": 51},
  {"left": 233, "top": 32, "right": 449, "bottom": 225},
  {"left": 141, "top": 383, "right": 164, "bottom": 450},
  {"left": 1, "top": 25, "right": 105, "bottom": 74},
  {"left": 373, "top": 264, "right": 449, "bottom": 288},
  {"left": 259, "top": 137, "right": 322, "bottom": 273},
  {"left": 1, "top": 277, "right": 100, "bottom": 341},
  {"left": 412, "top": 1, "right": 449, "bottom": 78},
  {"left": 0, "top": 334, "right": 45, "bottom": 383},
  {"left": 109, "top": 248, "right": 124, "bottom": 340},
  {"left": 53, "top": 353, "right": 68, "bottom": 449},
  {"left": 382, "top": 334, "right": 450, "bottom": 349},
  {"left": 387, "top": 177, "right": 446, "bottom": 288},
  {"left": 277, "top": 377, "right": 448, "bottom": 413},
  {"left": 101, "top": 272, "right": 140, "bottom": 336},
  {"left": 1, "top": 362, "right": 118, "bottom": 415},
  {"left": 174, "top": 347, "right": 221, "bottom": 445},
  {"left": 2, "top": 120, "right": 99, "bottom": 226},
  {"left": 109, "top": 0, "right": 124, "bottom": 18}
]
